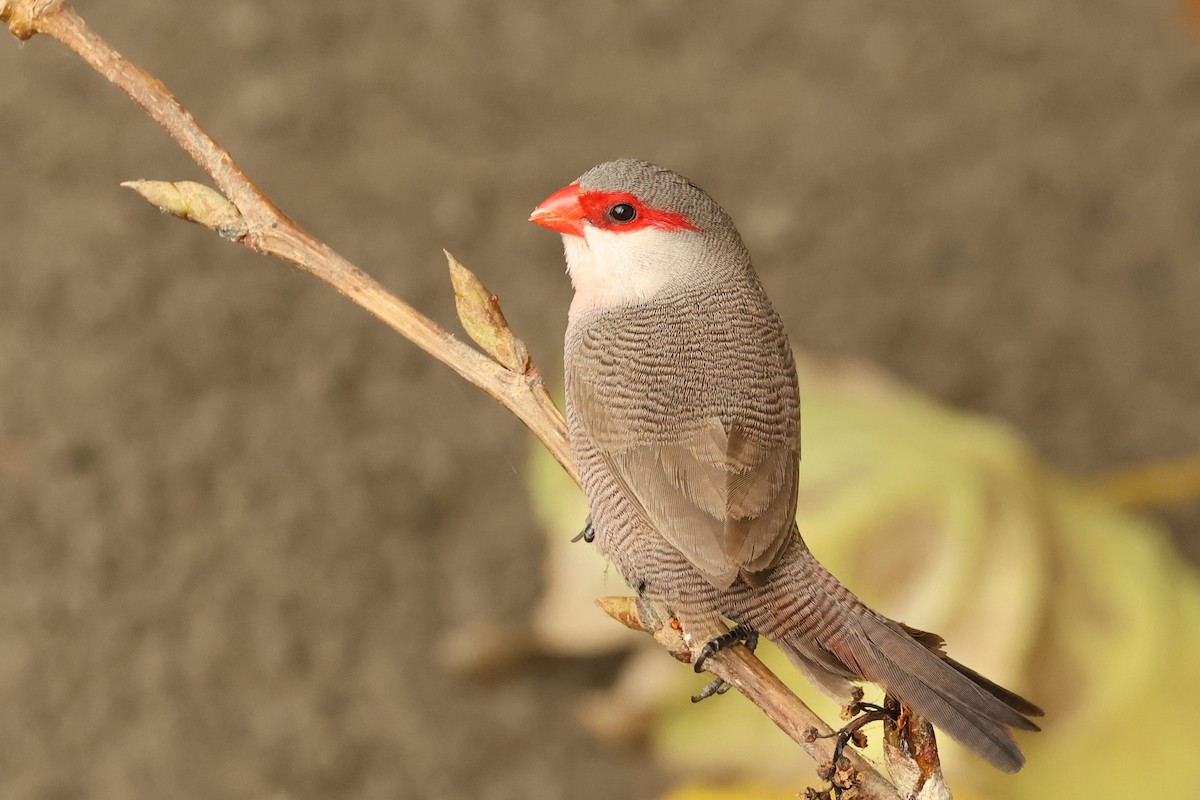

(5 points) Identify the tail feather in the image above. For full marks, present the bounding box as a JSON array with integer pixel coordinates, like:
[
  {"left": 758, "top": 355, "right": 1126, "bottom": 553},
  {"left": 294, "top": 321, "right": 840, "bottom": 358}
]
[
  {"left": 943, "top": 654, "right": 1045, "bottom": 722},
  {"left": 854, "top": 613, "right": 1036, "bottom": 772},
  {"left": 779, "top": 611, "right": 1040, "bottom": 773},
  {"left": 897, "top": 622, "right": 1044, "bottom": 722},
  {"left": 748, "top": 549, "right": 1041, "bottom": 772}
]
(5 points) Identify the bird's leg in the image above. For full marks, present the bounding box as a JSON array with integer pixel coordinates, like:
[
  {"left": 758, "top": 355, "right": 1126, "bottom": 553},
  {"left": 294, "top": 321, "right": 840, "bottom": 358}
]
[
  {"left": 690, "top": 623, "right": 759, "bottom": 702},
  {"left": 572, "top": 516, "right": 595, "bottom": 543},
  {"left": 693, "top": 623, "right": 758, "bottom": 673},
  {"left": 635, "top": 595, "right": 670, "bottom": 630}
]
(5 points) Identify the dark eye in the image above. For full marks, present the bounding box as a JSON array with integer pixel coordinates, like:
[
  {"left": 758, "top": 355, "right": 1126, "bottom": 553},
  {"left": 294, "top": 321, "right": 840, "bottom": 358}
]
[{"left": 607, "top": 203, "right": 637, "bottom": 223}]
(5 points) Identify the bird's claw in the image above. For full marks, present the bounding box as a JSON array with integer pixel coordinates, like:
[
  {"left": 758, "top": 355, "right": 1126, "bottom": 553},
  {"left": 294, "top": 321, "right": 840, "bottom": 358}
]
[
  {"left": 693, "top": 623, "right": 758, "bottom": 673},
  {"left": 690, "top": 677, "right": 734, "bottom": 703},
  {"left": 571, "top": 517, "right": 595, "bottom": 543}
]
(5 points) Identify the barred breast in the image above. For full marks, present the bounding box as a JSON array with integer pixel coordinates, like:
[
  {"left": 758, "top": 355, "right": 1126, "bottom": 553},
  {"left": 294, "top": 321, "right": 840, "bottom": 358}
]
[{"left": 564, "top": 275, "right": 800, "bottom": 598}]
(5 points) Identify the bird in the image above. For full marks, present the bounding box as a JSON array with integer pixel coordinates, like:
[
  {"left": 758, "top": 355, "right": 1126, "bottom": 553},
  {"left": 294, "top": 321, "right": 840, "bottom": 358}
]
[{"left": 529, "top": 158, "right": 1042, "bottom": 773}]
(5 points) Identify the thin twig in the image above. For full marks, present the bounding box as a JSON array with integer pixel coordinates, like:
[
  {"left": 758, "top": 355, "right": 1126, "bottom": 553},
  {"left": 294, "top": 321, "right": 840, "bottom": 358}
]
[
  {"left": 2, "top": 2, "right": 906, "bottom": 797},
  {"left": 2, "top": 0, "right": 573, "bottom": 480}
]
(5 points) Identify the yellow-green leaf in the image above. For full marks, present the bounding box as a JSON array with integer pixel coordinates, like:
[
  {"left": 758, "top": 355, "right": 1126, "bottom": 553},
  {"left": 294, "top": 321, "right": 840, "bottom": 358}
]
[{"left": 526, "top": 351, "right": 1200, "bottom": 799}]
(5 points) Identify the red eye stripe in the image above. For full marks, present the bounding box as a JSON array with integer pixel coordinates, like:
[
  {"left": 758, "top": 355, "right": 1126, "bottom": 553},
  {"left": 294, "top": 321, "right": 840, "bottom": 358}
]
[{"left": 577, "top": 191, "right": 701, "bottom": 233}]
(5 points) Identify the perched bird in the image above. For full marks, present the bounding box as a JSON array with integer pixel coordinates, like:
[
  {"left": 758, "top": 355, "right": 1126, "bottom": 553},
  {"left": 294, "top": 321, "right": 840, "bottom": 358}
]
[{"left": 530, "top": 159, "right": 1042, "bottom": 772}]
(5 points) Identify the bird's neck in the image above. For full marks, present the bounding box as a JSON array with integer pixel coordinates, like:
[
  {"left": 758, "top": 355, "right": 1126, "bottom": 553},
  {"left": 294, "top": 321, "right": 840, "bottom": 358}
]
[
  {"left": 563, "top": 229, "right": 679, "bottom": 320},
  {"left": 563, "top": 227, "right": 748, "bottom": 323}
]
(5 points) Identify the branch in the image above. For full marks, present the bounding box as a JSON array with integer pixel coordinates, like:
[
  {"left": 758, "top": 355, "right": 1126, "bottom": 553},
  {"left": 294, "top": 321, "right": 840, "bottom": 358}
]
[
  {"left": 2, "top": 0, "right": 573, "bottom": 480},
  {"left": 3, "top": 3, "right": 912, "bottom": 797},
  {"left": 1092, "top": 454, "right": 1200, "bottom": 509},
  {"left": 599, "top": 598, "right": 909, "bottom": 800}
]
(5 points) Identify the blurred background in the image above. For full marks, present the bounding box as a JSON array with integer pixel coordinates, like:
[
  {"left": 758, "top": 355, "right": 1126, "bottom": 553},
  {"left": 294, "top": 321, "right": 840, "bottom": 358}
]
[{"left": 1, "top": 1, "right": 1198, "bottom": 798}]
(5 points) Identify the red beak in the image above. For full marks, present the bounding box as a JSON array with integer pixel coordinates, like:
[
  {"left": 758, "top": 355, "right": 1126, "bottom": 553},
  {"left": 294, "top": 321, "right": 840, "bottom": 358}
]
[{"left": 530, "top": 183, "right": 586, "bottom": 237}]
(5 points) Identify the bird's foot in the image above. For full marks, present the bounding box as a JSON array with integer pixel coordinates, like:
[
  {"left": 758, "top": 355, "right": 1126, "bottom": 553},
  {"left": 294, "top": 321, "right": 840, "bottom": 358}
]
[
  {"left": 690, "top": 677, "right": 734, "bottom": 703},
  {"left": 692, "top": 623, "right": 758, "bottom": 673},
  {"left": 688, "top": 623, "right": 758, "bottom": 702},
  {"left": 571, "top": 516, "right": 594, "bottom": 543}
]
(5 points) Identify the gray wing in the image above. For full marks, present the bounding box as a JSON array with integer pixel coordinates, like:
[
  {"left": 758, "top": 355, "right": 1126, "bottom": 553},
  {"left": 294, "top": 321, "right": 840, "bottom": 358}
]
[{"left": 576, "top": 386, "right": 799, "bottom": 590}]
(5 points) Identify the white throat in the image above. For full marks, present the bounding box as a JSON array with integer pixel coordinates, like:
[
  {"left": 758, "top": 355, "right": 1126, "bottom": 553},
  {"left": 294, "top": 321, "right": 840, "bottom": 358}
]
[{"left": 563, "top": 226, "right": 688, "bottom": 319}]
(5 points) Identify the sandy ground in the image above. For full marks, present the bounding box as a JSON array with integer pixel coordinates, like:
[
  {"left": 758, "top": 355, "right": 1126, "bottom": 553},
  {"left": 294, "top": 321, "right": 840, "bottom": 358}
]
[{"left": 1, "top": 2, "right": 1198, "bottom": 798}]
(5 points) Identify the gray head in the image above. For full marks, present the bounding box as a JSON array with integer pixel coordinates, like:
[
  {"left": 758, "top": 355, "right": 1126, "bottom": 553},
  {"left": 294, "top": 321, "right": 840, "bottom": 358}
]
[
  {"left": 575, "top": 159, "right": 739, "bottom": 237},
  {"left": 530, "top": 159, "right": 750, "bottom": 315}
]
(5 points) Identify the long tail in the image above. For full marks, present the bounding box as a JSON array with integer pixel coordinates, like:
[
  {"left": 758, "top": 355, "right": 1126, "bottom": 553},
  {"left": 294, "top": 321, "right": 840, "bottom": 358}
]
[{"left": 772, "top": 551, "right": 1043, "bottom": 773}]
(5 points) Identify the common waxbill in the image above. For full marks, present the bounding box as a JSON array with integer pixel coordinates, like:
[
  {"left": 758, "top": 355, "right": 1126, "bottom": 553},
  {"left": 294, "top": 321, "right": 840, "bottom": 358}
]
[{"left": 530, "top": 159, "right": 1041, "bottom": 773}]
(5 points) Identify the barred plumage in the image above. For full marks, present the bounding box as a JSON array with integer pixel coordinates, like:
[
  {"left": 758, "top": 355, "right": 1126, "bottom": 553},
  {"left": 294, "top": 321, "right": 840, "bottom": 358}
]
[{"left": 536, "top": 159, "right": 1042, "bottom": 773}]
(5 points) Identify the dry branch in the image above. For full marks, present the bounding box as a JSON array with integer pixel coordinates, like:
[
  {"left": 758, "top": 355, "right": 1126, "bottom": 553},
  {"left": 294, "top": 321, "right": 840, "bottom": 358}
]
[{"left": 2, "top": 2, "right": 925, "bottom": 797}]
